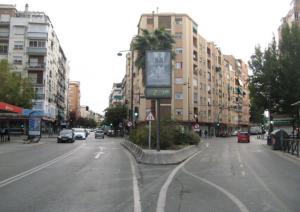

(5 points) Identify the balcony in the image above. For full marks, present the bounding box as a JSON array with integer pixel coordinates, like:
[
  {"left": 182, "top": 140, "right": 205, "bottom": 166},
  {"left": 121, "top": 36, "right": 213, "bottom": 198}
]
[
  {"left": 27, "top": 32, "right": 48, "bottom": 39},
  {"left": 35, "top": 94, "right": 45, "bottom": 100},
  {"left": 27, "top": 47, "right": 47, "bottom": 55},
  {"left": 27, "top": 62, "right": 46, "bottom": 70},
  {"left": 0, "top": 32, "right": 9, "bottom": 38}
]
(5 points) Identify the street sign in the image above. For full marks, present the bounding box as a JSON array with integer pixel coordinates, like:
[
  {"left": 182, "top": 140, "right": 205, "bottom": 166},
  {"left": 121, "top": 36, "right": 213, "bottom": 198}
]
[
  {"left": 193, "top": 124, "right": 200, "bottom": 129},
  {"left": 145, "top": 112, "right": 155, "bottom": 121}
]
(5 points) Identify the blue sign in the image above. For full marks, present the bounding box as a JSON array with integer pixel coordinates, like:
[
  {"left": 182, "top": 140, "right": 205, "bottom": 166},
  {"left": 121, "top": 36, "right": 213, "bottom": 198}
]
[{"left": 29, "top": 118, "right": 41, "bottom": 136}]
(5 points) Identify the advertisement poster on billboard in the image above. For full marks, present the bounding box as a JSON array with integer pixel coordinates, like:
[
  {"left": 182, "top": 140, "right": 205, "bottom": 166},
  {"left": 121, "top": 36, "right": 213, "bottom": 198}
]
[
  {"left": 145, "top": 50, "right": 172, "bottom": 99},
  {"left": 29, "top": 118, "right": 41, "bottom": 136}
]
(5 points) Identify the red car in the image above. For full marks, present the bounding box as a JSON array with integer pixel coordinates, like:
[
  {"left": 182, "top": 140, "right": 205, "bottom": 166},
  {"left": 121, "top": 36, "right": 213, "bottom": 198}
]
[{"left": 237, "top": 132, "right": 250, "bottom": 143}]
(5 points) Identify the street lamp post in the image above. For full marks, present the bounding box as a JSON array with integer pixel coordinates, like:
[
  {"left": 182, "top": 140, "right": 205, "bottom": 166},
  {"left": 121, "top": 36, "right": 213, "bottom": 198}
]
[{"left": 117, "top": 49, "right": 134, "bottom": 123}]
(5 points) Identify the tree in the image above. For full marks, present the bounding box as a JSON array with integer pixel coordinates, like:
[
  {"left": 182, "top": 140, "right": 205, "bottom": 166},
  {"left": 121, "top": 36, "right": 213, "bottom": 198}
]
[
  {"left": 278, "top": 23, "right": 300, "bottom": 115},
  {"left": 0, "top": 59, "right": 35, "bottom": 108},
  {"left": 249, "top": 23, "right": 300, "bottom": 120},
  {"left": 104, "top": 103, "right": 127, "bottom": 129},
  {"left": 132, "top": 28, "right": 175, "bottom": 74}
]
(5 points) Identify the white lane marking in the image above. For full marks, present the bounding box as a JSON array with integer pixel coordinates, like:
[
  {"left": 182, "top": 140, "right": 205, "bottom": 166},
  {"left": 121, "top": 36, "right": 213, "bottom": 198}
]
[
  {"left": 240, "top": 164, "right": 244, "bottom": 168},
  {"left": 156, "top": 147, "right": 204, "bottom": 212},
  {"left": 241, "top": 171, "right": 246, "bottom": 176},
  {"left": 125, "top": 151, "right": 142, "bottom": 212},
  {"left": 237, "top": 150, "right": 242, "bottom": 163},
  {"left": 0, "top": 144, "right": 84, "bottom": 188},
  {"left": 94, "top": 146, "right": 105, "bottom": 159},
  {"left": 182, "top": 168, "right": 250, "bottom": 212},
  {"left": 206, "top": 143, "right": 209, "bottom": 147}
]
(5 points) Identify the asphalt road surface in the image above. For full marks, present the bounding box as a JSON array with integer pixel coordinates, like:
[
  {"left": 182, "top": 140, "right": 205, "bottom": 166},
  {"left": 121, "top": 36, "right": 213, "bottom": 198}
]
[{"left": 0, "top": 134, "right": 299, "bottom": 212}]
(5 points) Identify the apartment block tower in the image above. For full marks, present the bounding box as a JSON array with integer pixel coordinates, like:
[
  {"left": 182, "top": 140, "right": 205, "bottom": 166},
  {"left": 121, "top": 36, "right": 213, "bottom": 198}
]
[
  {"left": 68, "top": 81, "right": 81, "bottom": 119},
  {"left": 0, "top": 4, "right": 69, "bottom": 124},
  {"left": 126, "top": 13, "right": 249, "bottom": 135}
]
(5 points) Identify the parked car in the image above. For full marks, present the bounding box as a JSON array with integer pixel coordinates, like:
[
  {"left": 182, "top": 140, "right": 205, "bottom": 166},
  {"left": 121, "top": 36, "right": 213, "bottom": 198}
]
[
  {"left": 107, "top": 129, "right": 115, "bottom": 136},
  {"left": 72, "top": 128, "right": 86, "bottom": 140},
  {"left": 237, "top": 131, "right": 250, "bottom": 143},
  {"left": 231, "top": 130, "right": 239, "bottom": 136},
  {"left": 57, "top": 129, "right": 74, "bottom": 143},
  {"left": 95, "top": 130, "right": 104, "bottom": 139}
]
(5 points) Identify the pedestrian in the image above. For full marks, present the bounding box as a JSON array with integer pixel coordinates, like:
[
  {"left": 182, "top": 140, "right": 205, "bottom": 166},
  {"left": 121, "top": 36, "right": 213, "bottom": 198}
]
[
  {"left": 204, "top": 130, "right": 208, "bottom": 138},
  {"left": 0, "top": 128, "right": 4, "bottom": 142},
  {"left": 199, "top": 129, "right": 202, "bottom": 137},
  {"left": 4, "top": 128, "right": 10, "bottom": 141}
]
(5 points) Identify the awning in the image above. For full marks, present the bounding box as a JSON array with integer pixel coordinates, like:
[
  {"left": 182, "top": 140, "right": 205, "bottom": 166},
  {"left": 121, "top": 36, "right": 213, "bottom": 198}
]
[{"left": 0, "top": 102, "right": 23, "bottom": 113}]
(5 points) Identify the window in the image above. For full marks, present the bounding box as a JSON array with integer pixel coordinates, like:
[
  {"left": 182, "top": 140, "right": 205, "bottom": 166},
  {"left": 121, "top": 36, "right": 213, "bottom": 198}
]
[
  {"left": 13, "top": 56, "right": 22, "bottom": 65},
  {"left": 176, "top": 62, "right": 183, "bottom": 69},
  {"left": 207, "top": 85, "right": 211, "bottom": 94},
  {"left": 192, "top": 23, "right": 197, "bottom": 34},
  {"left": 175, "top": 32, "right": 182, "bottom": 39},
  {"left": 207, "top": 72, "right": 211, "bottom": 81},
  {"left": 175, "top": 48, "right": 183, "bottom": 54},
  {"left": 147, "top": 17, "right": 153, "bottom": 25},
  {"left": 207, "top": 59, "right": 211, "bottom": 69},
  {"left": 193, "top": 78, "right": 198, "bottom": 87},
  {"left": 29, "top": 40, "right": 46, "bottom": 48},
  {"left": 158, "top": 16, "right": 171, "bottom": 29},
  {"left": 175, "top": 108, "right": 183, "bottom": 116},
  {"left": 0, "top": 41, "right": 8, "bottom": 54},
  {"left": 175, "top": 17, "right": 182, "bottom": 25},
  {"left": 14, "top": 26, "right": 25, "bottom": 35},
  {"left": 14, "top": 41, "right": 24, "bottom": 50},
  {"left": 208, "top": 97, "right": 211, "bottom": 106},
  {"left": 175, "top": 78, "right": 184, "bottom": 84},
  {"left": 175, "top": 92, "right": 183, "bottom": 100},
  {"left": 193, "top": 93, "right": 198, "bottom": 104}
]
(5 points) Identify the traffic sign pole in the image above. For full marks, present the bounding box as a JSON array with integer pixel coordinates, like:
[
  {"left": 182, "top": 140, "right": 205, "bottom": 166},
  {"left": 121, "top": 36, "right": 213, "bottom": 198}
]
[{"left": 148, "top": 120, "right": 151, "bottom": 149}]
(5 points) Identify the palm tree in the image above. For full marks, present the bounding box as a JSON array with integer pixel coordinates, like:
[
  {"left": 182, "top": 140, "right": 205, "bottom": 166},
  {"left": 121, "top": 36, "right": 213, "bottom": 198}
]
[{"left": 132, "top": 28, "right": 175, "bottom": 73}]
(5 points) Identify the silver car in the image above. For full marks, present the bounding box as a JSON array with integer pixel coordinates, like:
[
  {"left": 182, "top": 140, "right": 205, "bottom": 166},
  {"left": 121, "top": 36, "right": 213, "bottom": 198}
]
[
  {"left": 72, "top": 128, "right": 86, "bottom": 140},
  {"left": 95, "top": 130, "right": 104, "bottom": 139}
]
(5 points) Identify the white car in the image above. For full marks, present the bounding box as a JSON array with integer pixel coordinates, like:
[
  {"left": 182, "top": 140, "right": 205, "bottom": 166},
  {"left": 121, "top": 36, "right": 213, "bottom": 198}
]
[{"left": 72, "top": 128, "right": 86, "bottom": 140}]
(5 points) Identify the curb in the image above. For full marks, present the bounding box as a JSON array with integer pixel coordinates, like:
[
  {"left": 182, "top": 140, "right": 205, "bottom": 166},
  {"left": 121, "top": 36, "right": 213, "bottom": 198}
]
[{"left": 121, "top": 140, "right": 202, "bottom": 165}]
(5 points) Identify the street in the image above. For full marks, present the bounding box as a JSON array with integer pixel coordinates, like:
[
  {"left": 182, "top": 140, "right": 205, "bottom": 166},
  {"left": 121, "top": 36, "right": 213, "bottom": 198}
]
[{"left": 0, "top": 134, "right": 299, "bottom": 212}]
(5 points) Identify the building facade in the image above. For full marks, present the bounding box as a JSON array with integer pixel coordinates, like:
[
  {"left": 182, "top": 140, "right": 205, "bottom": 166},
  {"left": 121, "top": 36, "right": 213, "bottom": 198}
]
[
  {"left": 68, "top": 81, "right": 81, "bottom": 119},
  {"left": 109, "top": 82, "right": 124, "bottom": 106},
  {"left": 0, "top": 4, "right": 70, "bottom": 124},
  {"left": 125, "top": 13, "right": 250, "bottom": 135},
  {"left": 278, "top": 0, "right": 300, "bottom": 39}
]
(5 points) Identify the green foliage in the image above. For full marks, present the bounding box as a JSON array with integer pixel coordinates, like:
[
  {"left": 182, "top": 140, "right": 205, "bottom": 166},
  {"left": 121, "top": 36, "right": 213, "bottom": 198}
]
[
  {"left": 76, "top": 117, "right": 97, "bottom": 128},
  {"left": 0, "top": 59, "right": 35, "bottom": 108},
  {"left": 132, "top": 28, "right": 176, "bottom": 73},
  {"left": 249, "top": 23, "right": 300, "bottom": 120},
  {"left": 104, "top": 103, "right": 127, "bottom": 128},
  {"left": 129, "top": 119, "right": 200, "bottom": 149}
]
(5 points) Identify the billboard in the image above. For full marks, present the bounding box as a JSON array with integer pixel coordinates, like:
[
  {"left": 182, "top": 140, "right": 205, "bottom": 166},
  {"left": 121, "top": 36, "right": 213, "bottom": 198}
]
[
  {"left": 145, "top": 51, "right": 172, "bottom": 99},
  {"left": 28, "top": 118, "right": 41, "bottom": 136}
]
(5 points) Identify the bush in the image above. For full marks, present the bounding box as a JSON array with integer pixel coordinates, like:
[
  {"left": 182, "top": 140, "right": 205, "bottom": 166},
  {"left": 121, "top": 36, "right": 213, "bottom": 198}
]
[{"left": 129, "top": 119, "right": 200, "bottom": 149}]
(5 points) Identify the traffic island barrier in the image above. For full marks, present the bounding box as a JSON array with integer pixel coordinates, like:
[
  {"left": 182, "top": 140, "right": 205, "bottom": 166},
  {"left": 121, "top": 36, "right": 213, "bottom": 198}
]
[{"left": 121, "top": 140, "right": 202, "bottom": 165}]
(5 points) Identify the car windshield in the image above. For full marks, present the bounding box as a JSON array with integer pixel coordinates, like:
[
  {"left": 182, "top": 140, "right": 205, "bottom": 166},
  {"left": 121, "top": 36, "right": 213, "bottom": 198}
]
[
  {"left": 60, "top": 130, "right": 72, "bottom": 135},
  {"left": 2, "top": 1, "right": 300, "bottom": 212},
  {"left": 73, "top": 128, "right": 85, "bottom": 132}
]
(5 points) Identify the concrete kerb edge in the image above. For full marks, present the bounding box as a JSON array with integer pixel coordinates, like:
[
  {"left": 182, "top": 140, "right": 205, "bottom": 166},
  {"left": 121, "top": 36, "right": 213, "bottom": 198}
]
[{"left": 120, "top": 140, "right": 203, "bottom": 165}]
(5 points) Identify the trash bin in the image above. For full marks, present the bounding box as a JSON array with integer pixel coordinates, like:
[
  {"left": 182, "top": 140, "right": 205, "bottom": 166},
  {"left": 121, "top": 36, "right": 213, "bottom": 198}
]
[{"left": 269, "top": 129, "right": 289, "bottom": 150}]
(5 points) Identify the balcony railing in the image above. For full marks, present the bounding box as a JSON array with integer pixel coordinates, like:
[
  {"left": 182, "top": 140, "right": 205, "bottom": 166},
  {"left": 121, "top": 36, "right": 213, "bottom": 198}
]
[
  {"left": 27, "top": 47, "right": 47, "bottom": 55},
  {"left": 27, "top": 62, "right": 46, "bottom": 70}
]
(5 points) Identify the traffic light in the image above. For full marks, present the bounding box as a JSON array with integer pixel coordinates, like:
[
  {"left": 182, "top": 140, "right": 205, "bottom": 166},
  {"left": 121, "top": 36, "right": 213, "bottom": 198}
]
[{"left": 134, "top": 107, "right": 139, "bottom": 118}]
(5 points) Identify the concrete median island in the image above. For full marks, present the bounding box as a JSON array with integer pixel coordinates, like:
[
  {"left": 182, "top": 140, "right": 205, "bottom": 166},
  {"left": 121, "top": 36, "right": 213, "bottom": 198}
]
[{"left": 121, "top": 140, "right": 202, "bottom": 165}]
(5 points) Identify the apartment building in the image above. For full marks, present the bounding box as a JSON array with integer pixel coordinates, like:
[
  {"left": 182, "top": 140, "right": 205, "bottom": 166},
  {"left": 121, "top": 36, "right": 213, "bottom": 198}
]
[
  {"left": 0, "top": 4, "right": 69, "bottom": 124},
  {"left": 68, "top": 81, "right": 81, "bottom": 119},
  {"left": 125, "top": 13, "right": 249, "bottom": 136},
  {"left": 109, "top": 83, "right": 124, "bottom": 106},
  {"left": 278, "top": 0, "right": 300, "bottom": 39}
]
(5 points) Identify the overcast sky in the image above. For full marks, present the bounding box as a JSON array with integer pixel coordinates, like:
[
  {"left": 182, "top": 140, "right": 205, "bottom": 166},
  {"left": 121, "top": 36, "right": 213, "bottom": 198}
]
[{"left": 12, "top": 0, "right": 291, "bottom": 114}]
